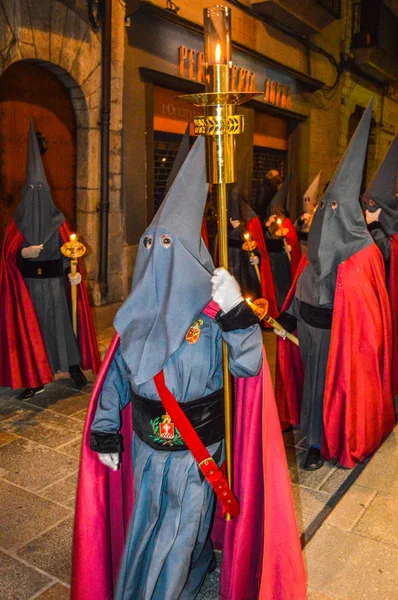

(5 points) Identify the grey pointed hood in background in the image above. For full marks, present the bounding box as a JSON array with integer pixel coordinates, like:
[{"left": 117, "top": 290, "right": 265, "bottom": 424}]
[
  {"left": 307, "top": 99, "right": 374, "bottom": 283},
  {"left": 164, "top": 124, "right": 190, "bottom": 195},
  {"left": 114, "top": 136, "right": 213, "bottom": 386},
  {"left": 267, "top": 175, "right": 291, "bottom": 217},
  {"left": 302, "top": 170, "right": 322, "bottom": 213},
  {"left": 362, "top": 134, "right": 398, "bottom": 236},
  {"left": 13, "top": 120, "right": 65, "bottom": 245}
]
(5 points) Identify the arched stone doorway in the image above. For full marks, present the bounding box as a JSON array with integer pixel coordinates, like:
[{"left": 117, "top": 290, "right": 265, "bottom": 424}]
[{"left": 0, "top": 60, "right": 77, "bottom": 248}]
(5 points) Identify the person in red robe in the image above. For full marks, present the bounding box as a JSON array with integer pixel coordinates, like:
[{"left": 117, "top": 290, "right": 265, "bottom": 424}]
[
  {"left": 263, "top": 176, "right": 301, "bottom": 308},
  {"left": 362, "top": 133, "right": 398, "bottom": 401},
  {"left": 275, "top": 100, "right": 395, "bottom": 470},
  {"left": 0, "top": 121, "right": 100, "bottom": 399}
]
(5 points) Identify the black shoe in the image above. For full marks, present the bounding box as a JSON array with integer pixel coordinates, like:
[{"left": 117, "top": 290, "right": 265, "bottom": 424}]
[
  {"left": 17, "top": 386, "right": 45, "bottom": 400},
  {"left": 303, "top": 447, "right": 325, "bottom": 471},
  {"left": 69, "top": 365, "right": 87, "bottom": 390}
]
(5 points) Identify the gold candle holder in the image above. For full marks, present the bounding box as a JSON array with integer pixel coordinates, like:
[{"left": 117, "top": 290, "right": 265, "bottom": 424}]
[
  {"left": 180, "top": 5, "right": 261, "bottom": 520},
  {"left": 61, "top": 233, "right": 86, "bottom": 336}
]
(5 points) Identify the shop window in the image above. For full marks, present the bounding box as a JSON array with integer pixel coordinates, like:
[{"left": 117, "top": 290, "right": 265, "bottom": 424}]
[{"left": 154, "top": 132, "right": 184, "bottom": 213}]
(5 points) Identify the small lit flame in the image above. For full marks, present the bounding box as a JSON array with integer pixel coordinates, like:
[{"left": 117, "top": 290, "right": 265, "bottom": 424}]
[
  {"left": 215, "top": 43, "right": 221, "bottom": 64},
  {"left": 276, "top": 218, "right": 282, "bottom": 226},
  {"left": 246, "top": 297, "right": 251, "bottom": 302},
  {"left": 244, "top": 232, "right": 250, "bottom": 240},
  {"left": 70, "top": 233, "right": 77, "bottom": 242}
]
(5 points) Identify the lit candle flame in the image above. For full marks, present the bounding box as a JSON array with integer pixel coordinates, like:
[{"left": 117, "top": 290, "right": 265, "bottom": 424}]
[
  {"left": 215, "top": 43, "right": 221, "bottom": 64},
  {"left": 276, "top": 218, "right": 282, "bottom": 226},
  {"left": 244, "top": 232, "right": 250, "bottom": 240},
  {"left": 70, "top": 233, "right": 77, "bottom": 242}
]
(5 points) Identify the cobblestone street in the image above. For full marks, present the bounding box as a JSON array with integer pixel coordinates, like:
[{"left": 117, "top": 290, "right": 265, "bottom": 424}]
[{"left": 1, "top": 303, "right": 397, "bottom": 600}]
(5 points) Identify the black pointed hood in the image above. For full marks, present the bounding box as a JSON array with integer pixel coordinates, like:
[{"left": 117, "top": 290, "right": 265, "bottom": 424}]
[
  {"left": 13, "top": 120, "right": 64, "bottom": 245},
  {"left": 362, "top": 134, "right": 398, "bottom": 236},
  {"left": 267, "top": 175, "right": 291, "bottom": 217},
  {"left": 307, "top": 100, "right": 374, "bottom": 282},
  {"left": 164, "top": 124, "right": 190, "bottom": 195}
]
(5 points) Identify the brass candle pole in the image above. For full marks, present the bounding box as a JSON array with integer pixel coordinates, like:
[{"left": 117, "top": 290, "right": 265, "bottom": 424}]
[
  {"left": 61, "top": 233, "right": 86, "bottom": 336},
  {"left": 181, "top": 5, "right": 260, "bottom": 519}
]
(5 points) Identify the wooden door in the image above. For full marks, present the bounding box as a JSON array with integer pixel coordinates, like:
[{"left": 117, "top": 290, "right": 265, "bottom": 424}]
[{"left": 0, "top": 61, "right": 76, "bottom": 248}]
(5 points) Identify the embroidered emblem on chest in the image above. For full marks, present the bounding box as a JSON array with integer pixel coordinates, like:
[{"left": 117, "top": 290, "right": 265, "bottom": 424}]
[
  {"left": 185, "top": 318, "right": 204, "bottom": 344},
  {"left": 150, "top": 413, "right": 184, "bottom": 447}
]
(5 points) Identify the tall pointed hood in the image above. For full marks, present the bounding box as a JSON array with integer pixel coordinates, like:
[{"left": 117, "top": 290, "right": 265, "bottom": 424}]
[
  {"left": 267, "top": 175, "right": 291, "bottom": 217},
  {"left": 13, "top": 120, "right": 64, "bottom": 245},
  {"left": 362, "top": 134, "right": 398, "bottom": 236},
  {"left": 164, "top": 124, "right": 190, "bottom": 195},
  {"left": 114, "top": 136, "right": 213, "bottom": 386},
  {"left": 303, "top": 170, "right": 322, "bottom": 213},
  {"left": 307, "top": 99, "right": 374, "bottom": 283}
]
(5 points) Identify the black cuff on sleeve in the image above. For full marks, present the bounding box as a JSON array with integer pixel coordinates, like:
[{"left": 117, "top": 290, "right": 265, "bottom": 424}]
[
  {"left": 90, "top": 431, "right": 123, "bottom": 453},
  {"left": 368, "top": 222, "right": 382, "bottom": 232},
  {"left": 277, "top": 312, "right": 297, "bottom": 333},
  {"left": 215, "top": 301, "right": 260, "bottom": 332}
]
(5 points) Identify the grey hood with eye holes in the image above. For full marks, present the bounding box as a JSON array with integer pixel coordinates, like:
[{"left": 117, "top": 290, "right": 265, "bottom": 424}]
[
  {"left": 307, "top": 100, "right": 374, "bottom": 285},
  {"left": 13, "top": 120, "right": 65, "bottom": 245},
  {"left": 114, "top": 136, "right": 213, "bottom": 386},
  {"left": 302, "top": 171, "right": 322, "bottom": 214},
  {"left": 361, "top": 134, "right": 398, "bottom": 237}
]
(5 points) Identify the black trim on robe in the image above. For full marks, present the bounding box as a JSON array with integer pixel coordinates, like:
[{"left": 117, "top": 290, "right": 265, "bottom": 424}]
[{"left": 216, "top": 301, "right": 260, "bottom": 332}]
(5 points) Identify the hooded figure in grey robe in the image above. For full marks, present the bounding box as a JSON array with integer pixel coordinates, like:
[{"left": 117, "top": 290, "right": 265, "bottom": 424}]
[
  {"left": 294, "top": 171, "right": 322, "bottom": 253},
  {"left": 15, "top": 121, "right": 81, "bottom": 379},
  {"left": 362, "top": 134, "right": 398, "bottom": 273},
  {"left": 263, "top": 176, "right": 292, "bottom": 308},
  {"left": 89, "top": 136, "right": 262, "bottom": 599},
  {"left": 279, "top": 100, "right": 374, "bottom": 465}
]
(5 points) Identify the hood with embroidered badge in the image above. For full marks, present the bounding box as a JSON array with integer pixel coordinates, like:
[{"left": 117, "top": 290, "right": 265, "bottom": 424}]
[
  {"left": 361, "top": 134, "right": 398, "bottom": 237},
  {"left": 13, "top": 120, "right": 65, "bottom": 245},
  {"left": 306, "top": 99, "right": 374, "bottom": 285},
  {"left": 114, "top": 136, "right": 213, "bottom": 385}
]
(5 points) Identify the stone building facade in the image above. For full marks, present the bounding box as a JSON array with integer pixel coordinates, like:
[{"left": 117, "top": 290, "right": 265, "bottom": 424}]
[{"left": 0, "top": 0, "right": 397, "bottom": 304}]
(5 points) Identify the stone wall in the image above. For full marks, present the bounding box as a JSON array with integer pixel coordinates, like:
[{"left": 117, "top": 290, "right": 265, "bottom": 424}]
[{"left": 0, "top": 0, "right": 129, "bottom": 304}]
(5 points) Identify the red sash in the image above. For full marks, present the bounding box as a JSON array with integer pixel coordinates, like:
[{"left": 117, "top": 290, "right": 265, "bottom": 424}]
[{"left": 153, "top": 370, "right": 240, "bottom": 517}]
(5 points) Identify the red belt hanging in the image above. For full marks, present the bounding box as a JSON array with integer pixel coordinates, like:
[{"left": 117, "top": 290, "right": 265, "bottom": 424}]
[{"left": 154, "top": 370, "right": 240, "bottom": 517}]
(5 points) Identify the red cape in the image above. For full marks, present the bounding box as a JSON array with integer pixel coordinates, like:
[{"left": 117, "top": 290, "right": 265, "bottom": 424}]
[
  {"left": 72, "top": 306, "right": 306, "bottom": 600},
  {"left": 275, "top": 245, "right": 395, "bottom": 468},
  {"left": 389, "top": 233, "right": 398, "bottom": 397},
  {"left": 283, "top": 217, "right": 301, "bottom": 279},
  {"left": 247, "top": 215, "right": 278, "bottom": 319},
  {"left": 0, "top": 221, "right": 100, "bottom": 389}
]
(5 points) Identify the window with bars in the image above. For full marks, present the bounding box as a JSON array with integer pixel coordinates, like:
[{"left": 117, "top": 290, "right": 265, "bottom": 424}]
[
  {"left": 251, "top": 146, "right": 286, "bottom": 206},
  {"left": 153, "top": 132, "right": 184, "bottom": 214}
]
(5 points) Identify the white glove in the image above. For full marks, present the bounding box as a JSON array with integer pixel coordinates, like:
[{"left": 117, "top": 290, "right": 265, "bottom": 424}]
[
  {"left": 365, "top": 208, "right": 381, "bottom": 225},
  {"left": 68, "top": 272, "right": 82, "bottom": 285},
  {"left": 274, "top": 327, "right": 287, "bottom": 340},
  {"left": 98, "top": 452, "right": 120, "bottom": 471},
  {"left": 21, "top": 244, "right": 43, "bottom": 259},
  {"left": 211, "top": 267, "right": 243, "bottom": 313},
  {"left": 249, "top": 255, "right": 259, "bottom": 265},
  {"left": 284, "top": 244, "right": 292, "bottom": 253}
]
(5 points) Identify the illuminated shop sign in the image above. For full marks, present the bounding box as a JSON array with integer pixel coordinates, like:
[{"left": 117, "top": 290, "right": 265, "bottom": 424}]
[{"left": 178, "top": 45, "right": 292, "bottom": 110}]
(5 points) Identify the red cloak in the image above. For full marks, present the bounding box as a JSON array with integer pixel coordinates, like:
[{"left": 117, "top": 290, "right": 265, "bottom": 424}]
[
  {"left": 389, "top": 233, "right": 398, "bottom": 397},
  {"left": 283, "top": 217, "right": 301, "bottom": 279},
  {"left": 0, "top": 220, "right": 100, "bottom": 389},
  {"left": 247, "top": 215, "right": 278, "bottom": 319},
  {"left": 275, "top": 244, "right": 395, "bottom": 468},
  {"left": 72, "top": 304, "right": 306, "bottom": 600}
]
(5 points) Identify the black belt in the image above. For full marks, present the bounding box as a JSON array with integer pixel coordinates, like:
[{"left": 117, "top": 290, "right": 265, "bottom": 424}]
[
  {"left": 298, "top": 231, "right": 308, "bottom": 242},
  {"left": 131, "top": 387, "right": 225, "bottom": 451},
  {"left": 265, "top": 238, "right": 285, "bottom": 252},
  {"left": 299, "top": 300, "right": 333, "bottom": 329},
  {"left": 19, "top": 258, "right": 64, "bottom": 279},
  {"left": 228, "top": 237, "right": 244, "bottom": 248}
]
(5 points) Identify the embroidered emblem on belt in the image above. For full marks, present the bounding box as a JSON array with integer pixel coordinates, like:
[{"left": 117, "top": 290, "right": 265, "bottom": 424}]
[
  {"left": 37, "top": 268, "right": 43, "bottom": 275},
  {"left": 150, "top": 413, "right": 184, "bottom": 447},
  {"left": 186, "top": 318, "right": 204, "bottom": 344}
]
